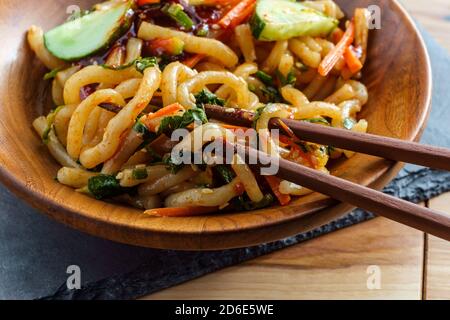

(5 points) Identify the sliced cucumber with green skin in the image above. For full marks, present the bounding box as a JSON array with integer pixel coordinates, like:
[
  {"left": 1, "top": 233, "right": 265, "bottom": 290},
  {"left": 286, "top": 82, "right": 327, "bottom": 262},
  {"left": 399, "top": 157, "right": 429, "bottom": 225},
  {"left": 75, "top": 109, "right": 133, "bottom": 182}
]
[
  {"left": 44, "top": 1, "right": 134, "bottom": 61},
  {"left": 250, "top": 0, "right": 339, "bottom": 41}
]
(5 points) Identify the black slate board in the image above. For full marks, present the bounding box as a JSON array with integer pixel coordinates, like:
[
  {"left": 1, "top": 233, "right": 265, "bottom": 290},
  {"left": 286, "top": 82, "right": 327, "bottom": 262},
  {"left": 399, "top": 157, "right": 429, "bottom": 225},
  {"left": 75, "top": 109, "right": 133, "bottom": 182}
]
[{"left": 0, "top": 27, "right": 449, "bottom": 300}]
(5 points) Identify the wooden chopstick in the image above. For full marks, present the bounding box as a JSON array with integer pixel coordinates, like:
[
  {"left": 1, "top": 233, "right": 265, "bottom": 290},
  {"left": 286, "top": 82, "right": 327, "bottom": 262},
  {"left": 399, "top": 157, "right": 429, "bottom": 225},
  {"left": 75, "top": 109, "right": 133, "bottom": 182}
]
[
  {"left": 205, "top": 104, "right": 450, "bottom": 171},
  {"left": 232, "top": 142, "right": 450, "bottom": 241},
  {"left": 96, "top": 103, "right": 450, "bottom": 238}
]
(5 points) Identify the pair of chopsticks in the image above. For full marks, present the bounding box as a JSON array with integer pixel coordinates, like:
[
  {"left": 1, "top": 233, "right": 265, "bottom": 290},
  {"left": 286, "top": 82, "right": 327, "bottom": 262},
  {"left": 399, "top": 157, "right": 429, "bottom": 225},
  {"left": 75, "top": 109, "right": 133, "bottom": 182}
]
[
  {"left": 205, "top": 104, "right": 450, "bottom": 241},
  {"left": 205, "top": 104, "right": 450, "bottom": 171}
]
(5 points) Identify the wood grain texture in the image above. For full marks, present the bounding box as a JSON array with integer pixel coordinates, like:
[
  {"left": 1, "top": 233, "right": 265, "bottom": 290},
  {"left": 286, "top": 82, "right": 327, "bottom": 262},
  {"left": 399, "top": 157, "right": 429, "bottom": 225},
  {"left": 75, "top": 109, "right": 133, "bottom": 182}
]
[
  {"left": 426, "top": 194, "right": 450, "bottom": 300},
  {"left": 0, "top": 0, "right": 432, "bottom": 250},
  {"left": 147, "top": 218, "right": 424, "bottom": 300},
  {"left": 242, "top": 144, "right": 450, "bottom": 241}
]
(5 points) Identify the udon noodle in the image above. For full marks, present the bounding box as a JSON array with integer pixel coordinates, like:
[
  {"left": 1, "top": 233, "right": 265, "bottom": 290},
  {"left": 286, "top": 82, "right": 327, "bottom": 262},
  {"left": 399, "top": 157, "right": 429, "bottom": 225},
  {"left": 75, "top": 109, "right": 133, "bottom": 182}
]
[{"left": 28, "top": 0, "right": 370, "bottom": 216}]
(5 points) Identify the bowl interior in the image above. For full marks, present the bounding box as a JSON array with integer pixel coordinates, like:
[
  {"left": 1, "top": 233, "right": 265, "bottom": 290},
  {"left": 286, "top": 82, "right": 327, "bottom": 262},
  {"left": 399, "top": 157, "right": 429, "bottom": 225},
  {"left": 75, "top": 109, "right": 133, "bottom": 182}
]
[{"left": 0, "top": 0, "right": 431, "bottom": 249}]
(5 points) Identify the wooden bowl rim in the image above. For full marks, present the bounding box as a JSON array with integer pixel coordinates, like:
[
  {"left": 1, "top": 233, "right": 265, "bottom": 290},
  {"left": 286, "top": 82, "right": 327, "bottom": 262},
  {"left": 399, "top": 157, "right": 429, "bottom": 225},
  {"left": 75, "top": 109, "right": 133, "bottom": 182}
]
[{"left": 0, "top": 0, "right": 432, "bottom": 249}]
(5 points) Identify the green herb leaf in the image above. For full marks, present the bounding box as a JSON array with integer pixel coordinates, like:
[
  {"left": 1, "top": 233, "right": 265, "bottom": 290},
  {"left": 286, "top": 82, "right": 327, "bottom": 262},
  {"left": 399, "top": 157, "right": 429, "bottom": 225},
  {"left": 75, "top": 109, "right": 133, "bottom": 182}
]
[
  {"left": 42, "top": 106, "right": 64, "bottom": 144},
  {"left": 157, "top": 107, "right": 208, "bottom": 136},
  {"left": 214, "top": 165, "right": 236, "bottom": 184},
  {"left": 162, "top": 154, "right": 184, "bottom": 174},
  {"left": 133, "top": 118, "right": 156, "bottom": 141},
  {"left": 88, "top": 175, "right": 125, "bottom": 200},
  {"left": 43, "top": 68, "right": 61, "bottom": 80},
  {"left": 261, "top": 86, "right": 282, "bottom": 102},
  {"left": 277, "top": 70, "right": 297, "bottom": 86},
  {"left": 102, "top": 57, "right": 158, "bottom": 73},
  {"left": 252, "top": 105, "right": 266, "bottom": 129},
  {"left": 135, "top": 57, "right": 159, "bottom": 73},
  {"left": 255, "top": 70, "right": 274, "bottom": 86},
  {"left": 132, "top": 168, "right": 149, "bottom": 180},
  {"left": 194, "top": 89, "right": 225, "bottom": 107},
  {"left": 231, "top": 193, "right": 274, "bottom": 211}
]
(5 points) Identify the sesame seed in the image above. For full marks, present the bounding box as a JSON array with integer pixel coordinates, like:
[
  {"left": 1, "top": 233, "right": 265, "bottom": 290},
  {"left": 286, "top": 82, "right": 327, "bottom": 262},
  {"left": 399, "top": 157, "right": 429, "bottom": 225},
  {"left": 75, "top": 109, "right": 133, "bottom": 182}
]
[{"left": 201, "top": 188, "right": 214, "bottom": 194}]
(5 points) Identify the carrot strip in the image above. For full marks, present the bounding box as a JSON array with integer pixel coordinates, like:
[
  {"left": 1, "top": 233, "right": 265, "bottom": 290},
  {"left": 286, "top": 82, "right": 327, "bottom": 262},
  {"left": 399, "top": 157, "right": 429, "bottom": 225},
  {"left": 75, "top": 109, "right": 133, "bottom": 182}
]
[
  {"left": 221, "top": 124, "right": 251, "bottom": 131},
  {"left": 218, "top": 0, "right": 256, "bottom": 29},
  {"left": 149, "top": 103, "right": 184, "bottom": 120},
  {"left": 142, "top": 103, "right": 185, "bottom": 131},
  {"left": 278, "top": 134, "right": 316, "bottom": 168},
  {"left": 318, "top": 21, "right": 355, "bottom": 77},
  {"left": 264, "top": 176, "right": 291, "bottom": 206},
  {"left": 145, "top": 206, "right": 219, "bottom": 217},
  {"left": 344, "top": 46, "right": 363, "bottom": 74},
  {"left": 137, "top": 0, "right": 160, "bottom": 6},
  {"left": 182, "top": 54, "right": 206, "bottom": 68}
]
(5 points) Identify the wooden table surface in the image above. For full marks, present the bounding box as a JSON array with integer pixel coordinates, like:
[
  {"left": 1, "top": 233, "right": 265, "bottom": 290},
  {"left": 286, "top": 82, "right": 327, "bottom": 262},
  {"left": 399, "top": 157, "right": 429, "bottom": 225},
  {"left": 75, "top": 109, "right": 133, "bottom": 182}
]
[{"left": 144, "top": 0, "right": 450, "bottom": 300}]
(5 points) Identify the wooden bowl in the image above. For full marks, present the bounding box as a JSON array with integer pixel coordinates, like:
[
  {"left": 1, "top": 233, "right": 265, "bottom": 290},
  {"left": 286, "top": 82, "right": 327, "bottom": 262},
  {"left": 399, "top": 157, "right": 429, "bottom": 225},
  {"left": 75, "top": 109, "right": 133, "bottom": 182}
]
[{"left": 0, "top": 0, "right": 431, "bottom": 250}]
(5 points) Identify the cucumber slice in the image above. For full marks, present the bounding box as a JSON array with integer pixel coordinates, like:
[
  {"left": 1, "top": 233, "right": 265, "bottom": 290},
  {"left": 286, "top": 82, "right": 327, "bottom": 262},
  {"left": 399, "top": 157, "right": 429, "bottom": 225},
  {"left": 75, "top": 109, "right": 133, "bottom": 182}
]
[
  {"left": 250, "top": 0, "right": 338, "bottom": 41},
  {"left": 44, "top": 1, "right": 134, "bottom": 61}
]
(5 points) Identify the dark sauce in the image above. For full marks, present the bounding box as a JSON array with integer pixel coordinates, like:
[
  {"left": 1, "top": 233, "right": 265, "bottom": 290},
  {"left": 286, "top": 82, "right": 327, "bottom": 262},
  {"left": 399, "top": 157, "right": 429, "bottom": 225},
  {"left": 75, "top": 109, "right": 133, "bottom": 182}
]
[{"left": 73, "top": 1, "right": 228, "bottom": 97}]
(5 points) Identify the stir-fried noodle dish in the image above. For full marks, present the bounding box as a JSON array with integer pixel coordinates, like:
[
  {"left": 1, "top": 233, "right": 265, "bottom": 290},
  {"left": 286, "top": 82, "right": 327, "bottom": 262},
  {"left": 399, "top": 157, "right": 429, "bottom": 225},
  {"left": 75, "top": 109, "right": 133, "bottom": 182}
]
[{"left": 28, "top": 0, "right": 370, "bottom": 217}]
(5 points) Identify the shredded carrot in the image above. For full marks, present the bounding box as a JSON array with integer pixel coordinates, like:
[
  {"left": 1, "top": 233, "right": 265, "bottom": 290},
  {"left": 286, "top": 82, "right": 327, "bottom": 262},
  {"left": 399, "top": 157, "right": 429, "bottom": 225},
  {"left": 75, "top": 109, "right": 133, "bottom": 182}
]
[
  {"left": 151, "top": 103, "right": 184, "bottom": 119},
  {"left": 340, "top": 66, "right": 354, "bottom": 80},
  {"left": 221, "top": 124, "right": 251, "bottom": 131},
  {"left": 137, "top": 0, "right": 160, "bottom": 6},
  {"left": 318, "top": 21, "right": 355, "bottom": 77},
  {"left": 145, "top": 207, "right": 219, "bottom": 217},
  {"left": 182, "top": 54, "right": 206, "bottom": 68},
  {"left": 143, "top": 103, "right": 185, "bottom": 131},
  {"left": 289, "top": 143, "right": 315, "bottom": 168},
  {"left": 264, "top": 176, "right": 291, "bottom": 206},
  {"left": 344, "top": 46, "right": 363, "bottom": 74},
  {"left": 278, "top": 134, "right": 295, "bottom": 146},
  {"left": 278, "top": 134, "right": 315, "bottom": 169},
  {"left": 218, "top": 0, "right": 256, "bottom": 29}
]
